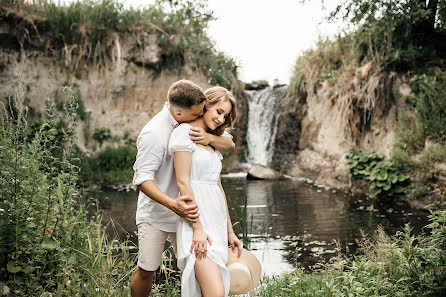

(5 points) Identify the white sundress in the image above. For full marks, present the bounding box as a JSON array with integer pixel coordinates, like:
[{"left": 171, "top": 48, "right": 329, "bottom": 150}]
[{"left": 169, "top": 123, "right": 230, "bottom": 297}]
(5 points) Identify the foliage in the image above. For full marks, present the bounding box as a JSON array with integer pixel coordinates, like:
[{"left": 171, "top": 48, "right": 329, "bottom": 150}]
[
  {"left": 1, "top": 0, "right": 241, "bottom": 91},
  {"left": 345, "top": 148, "right": 384, "bottom": 179},
  {"left": 232, "top": 195, "right": 253, "bottom": 248},
  {"left": 92, "top": 126, "right": 111, "bottom": 144},
  {"left": 391, "top": 70, "right": 446, "bottom": 200},
  {"left": 80, "top": 145, "right": 136, "bottom": 186},
  {"left": 0, "top": 75, "right": 134, "bottom": 296},
  {"left": 369, "top": 161, "right": 408, "bottom": 197},
  {"left": 346, "top": 149, "right": 409, "bottom": 197},
  {"left": 240, "top": 210, "right": 446, "bottom": 297},
  {"left": 409, "top": 73, "right": 446, "bottom": 143},
  {"left": 329, "top": 0, "right": 446, "bottom": 71}
]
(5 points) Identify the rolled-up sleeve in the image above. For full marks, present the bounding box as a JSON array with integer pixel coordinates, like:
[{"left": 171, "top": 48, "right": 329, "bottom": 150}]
[{"left": 133, "top": 131, "right": 165, "bottom": 186}]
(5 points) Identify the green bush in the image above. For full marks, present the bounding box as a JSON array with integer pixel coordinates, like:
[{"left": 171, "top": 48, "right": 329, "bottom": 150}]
[
  {"left": 369, "top": 161, "right": 408, "bottom": 197},
  {"left": 345, "top": 148, "right": 384, "bottom": 180},
  {"left": 409, "top": 73, "right": 446, "bottom": 143},
  {"left": 93, "top": 126, "right": 111, "bottom": 144},
  {"left": 0, "top": 75, "right": 133, "bottom": 296},
  {"left": 80, "top": 145, "right": 136, "bottom": 186},
  {"left": 346, "top": 149, "right": 409, "bottom": 198}
]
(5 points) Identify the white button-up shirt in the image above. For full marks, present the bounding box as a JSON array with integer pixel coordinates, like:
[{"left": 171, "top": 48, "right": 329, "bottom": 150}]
[{"left": 133, "top": 103, "right": 180, "bottom": 232}]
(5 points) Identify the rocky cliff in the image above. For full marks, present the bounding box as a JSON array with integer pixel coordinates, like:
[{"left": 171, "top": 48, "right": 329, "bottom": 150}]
[
  {"left": 272, "top": 62, "right": 413, "bottom": 189},
  {"left": 0, "top": 23, "right": 248, "bottom": 164}
]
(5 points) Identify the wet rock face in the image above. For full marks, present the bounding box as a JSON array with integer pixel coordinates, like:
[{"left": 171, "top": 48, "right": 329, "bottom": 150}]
[{"left": 271, "top": 92, "right": 306, "bottom": 172}]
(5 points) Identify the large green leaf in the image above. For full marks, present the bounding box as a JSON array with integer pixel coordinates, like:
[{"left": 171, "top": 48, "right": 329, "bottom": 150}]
[
  {"left": 7, "top": 261, "right": 21, "bottom": 273},
  {"left": 42, "top": 237, "right": 59, "bottom": 250}
]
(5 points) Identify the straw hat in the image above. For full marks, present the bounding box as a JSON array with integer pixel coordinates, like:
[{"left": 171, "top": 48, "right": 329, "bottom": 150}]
[{"left": 226, "top": 248, "right": 262, "bottom": 295}]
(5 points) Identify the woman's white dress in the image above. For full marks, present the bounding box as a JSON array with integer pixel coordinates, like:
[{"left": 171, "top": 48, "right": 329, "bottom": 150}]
[{"left": 169, "top": 123, "right": 230, "bottom": 297}]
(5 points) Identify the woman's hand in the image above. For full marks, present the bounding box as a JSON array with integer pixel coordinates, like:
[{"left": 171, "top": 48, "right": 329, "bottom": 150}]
[
  {"left": 228, "top": 231, "right": 242, "bottom": 258},
  {"left": 190, "top": 228, "right": 212, "bottom": 260}
]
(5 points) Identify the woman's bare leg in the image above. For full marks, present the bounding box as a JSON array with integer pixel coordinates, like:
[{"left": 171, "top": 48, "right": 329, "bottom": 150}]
[{"left": 194, "top": 257, "right": 225, "bottom": 297}]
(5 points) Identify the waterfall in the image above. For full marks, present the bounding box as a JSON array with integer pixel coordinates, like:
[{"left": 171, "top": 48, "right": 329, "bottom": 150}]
[{"left": 245, "top": 85, "right": 288, "bottom": 167}]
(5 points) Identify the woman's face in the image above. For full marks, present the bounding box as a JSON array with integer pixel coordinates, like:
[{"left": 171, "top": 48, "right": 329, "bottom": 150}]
[{"left": 203, "top": 99, "right": 232, "bottom": 130}]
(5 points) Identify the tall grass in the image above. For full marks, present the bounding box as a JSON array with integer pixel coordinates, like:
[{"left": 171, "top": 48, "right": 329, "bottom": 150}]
[{"left": 0, "top": 74, "right": 134, "bottom": 296}]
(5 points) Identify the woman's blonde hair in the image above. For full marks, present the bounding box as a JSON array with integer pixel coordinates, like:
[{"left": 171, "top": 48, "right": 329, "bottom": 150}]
[{"left": 204, "top": 86, "right": 237, "bottom": 136}]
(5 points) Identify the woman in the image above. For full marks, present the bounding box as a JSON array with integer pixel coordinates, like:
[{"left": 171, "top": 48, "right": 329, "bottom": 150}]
[{"left": 168, "top": 86, "right": 242, "bottom": 297}]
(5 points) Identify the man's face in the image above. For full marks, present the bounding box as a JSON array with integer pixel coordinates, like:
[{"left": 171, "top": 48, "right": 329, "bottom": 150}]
[{"left": 176, "top": 102, "right": 205, "bottom": 123}]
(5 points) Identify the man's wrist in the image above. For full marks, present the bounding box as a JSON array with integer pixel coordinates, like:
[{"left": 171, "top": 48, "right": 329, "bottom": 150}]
[
  {"left": 166, "top": 197, "right": 175, "bottom": 211},
  {"left": 208, "top": 133, "right": 216, "bottom": 146}
]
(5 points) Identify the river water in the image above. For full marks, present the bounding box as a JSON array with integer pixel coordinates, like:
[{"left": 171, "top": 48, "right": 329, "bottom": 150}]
[{"left": 86, "top": 176, "right": 429, "bottom": 276}]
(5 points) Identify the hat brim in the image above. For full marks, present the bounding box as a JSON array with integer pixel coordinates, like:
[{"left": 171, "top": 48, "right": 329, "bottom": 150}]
[{"left": 226, "top": 247, "right": 262, "bottom": 295}]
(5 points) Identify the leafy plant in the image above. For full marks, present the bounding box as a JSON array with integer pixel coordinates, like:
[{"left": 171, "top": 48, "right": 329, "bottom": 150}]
[
  {"left": 346, "top": 149, "right": 408, "bottom": 198},
  {"left": 93, "top": 126, "right": 111, "bottom": 144},
  {"left": 0, "top": 75, "right": 134, "bottom": 296},
  {"left": 369, "top": 161, "right": 408, "bottom": 197},
  {"left": 80, "top": 145, "right": 136, "bottom": 186},
  {"left": 346, "top": 149, "right": 384, "bottom": 180}
]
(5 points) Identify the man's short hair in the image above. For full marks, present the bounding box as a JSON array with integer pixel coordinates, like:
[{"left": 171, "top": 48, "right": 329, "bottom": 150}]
[{"left": 167, "top": 80, "right": 206, "bottom": 108}]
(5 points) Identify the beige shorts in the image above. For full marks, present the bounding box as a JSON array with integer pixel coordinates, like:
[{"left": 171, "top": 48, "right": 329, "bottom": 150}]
[{"left": 137, "top": 222, "right": 177, "bottom": 272}]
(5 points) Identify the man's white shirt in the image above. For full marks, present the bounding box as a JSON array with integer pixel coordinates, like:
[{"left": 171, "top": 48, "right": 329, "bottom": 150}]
[{"left": 133, "top": 103, "right": 179, "bottom": 232}]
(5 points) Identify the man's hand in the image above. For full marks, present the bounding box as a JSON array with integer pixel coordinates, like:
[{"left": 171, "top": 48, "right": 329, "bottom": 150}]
[
  {"left": 170, "top": 195, "right": 199, "bottom": 223},
  {"left": 189, "top": 127, "right": 213, "bottom": 146},
  {"left": 228, "top": 231, "right": 242, "bottom": 258}
]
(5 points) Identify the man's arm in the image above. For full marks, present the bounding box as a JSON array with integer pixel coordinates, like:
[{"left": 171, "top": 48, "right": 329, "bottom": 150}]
[
  {"left": 133, "top": 131, "right": 198, "bottom": 222},
  {"left": 189, "top": 127, "right": 235, "bottom": 152},
  {"left": 137, "top": 181, "right": 199, "bottom": 223}
]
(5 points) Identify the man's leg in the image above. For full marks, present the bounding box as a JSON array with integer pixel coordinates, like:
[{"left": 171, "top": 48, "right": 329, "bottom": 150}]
[
  {"left": 131, "top": 223, "right": 169, "bottom": 297},
  {"left": 131, "top": 267, "right": 155, "bottom": 297}
]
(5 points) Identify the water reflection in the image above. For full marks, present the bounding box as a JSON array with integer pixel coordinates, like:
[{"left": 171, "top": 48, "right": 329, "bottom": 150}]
[{"left": 85, "top": 177, "right": 430, "bottom": 275}]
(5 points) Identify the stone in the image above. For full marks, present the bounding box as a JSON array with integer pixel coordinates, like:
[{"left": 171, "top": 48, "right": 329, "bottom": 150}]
[{"left": 247, "top": 164, "right": 282, "bottom": 180}]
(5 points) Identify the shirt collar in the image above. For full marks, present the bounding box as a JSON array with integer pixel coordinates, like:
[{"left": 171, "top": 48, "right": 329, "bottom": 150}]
[{"left": 163, "top": 102, "right": 179, "bottom": 129}]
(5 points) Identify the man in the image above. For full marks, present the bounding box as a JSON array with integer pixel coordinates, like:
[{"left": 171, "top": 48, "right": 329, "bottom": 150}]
[{"left": 131, "top": 80, "right": 235, "bottom": 297}]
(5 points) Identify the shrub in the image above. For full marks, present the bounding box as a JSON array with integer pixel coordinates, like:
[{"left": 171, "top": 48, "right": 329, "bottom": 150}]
[
  {"left": 345, "top": 148, "right": 384, "bottom": 180},
  {"left": 369, "top": 161, "right": 408, "bottom": 197},
  {"left": 80, "top": 145, "right": 136, "bottom": 186},
  {"left": 93, "top": 126, "right": 111, "bottom": 144},
  {"left": 0, "top": 75, "right": 133, "bottom": 296},
  {"left": 346, "top": 149, "right": 409, "bottom": 198}
]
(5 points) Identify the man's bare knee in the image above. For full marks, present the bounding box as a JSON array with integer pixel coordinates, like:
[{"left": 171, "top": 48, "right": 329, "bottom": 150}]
[{"left": 135, "top": 266, "right": 155, "bottom": 280}]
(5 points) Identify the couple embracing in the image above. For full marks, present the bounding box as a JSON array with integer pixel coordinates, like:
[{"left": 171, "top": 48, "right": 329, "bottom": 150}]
[{"left": 131, "top": 80, "right": 242, "bottom": 297}]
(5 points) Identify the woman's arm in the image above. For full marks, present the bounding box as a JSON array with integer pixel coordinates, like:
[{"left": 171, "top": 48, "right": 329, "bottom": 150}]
[
  {"left": 217, "top": 177, "right": 242, "bottom": 257},
  {"left": 174, "top": 151, "right": 212, "bottom": 259}
]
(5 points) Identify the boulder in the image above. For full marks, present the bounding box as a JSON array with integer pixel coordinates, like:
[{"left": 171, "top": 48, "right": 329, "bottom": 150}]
[{"left": 247, "top": 164, "right": 282, "bottom": 180}]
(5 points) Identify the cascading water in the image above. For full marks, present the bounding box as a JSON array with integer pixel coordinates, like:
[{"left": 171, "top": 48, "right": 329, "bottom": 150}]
[{"left": 245, "top": 85, "right": 288, "bottom": 167}]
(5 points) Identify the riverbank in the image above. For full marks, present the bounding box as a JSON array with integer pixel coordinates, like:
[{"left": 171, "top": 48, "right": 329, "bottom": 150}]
[{"left": 118, "top": 210, "right": 446, "bottom": 297}]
